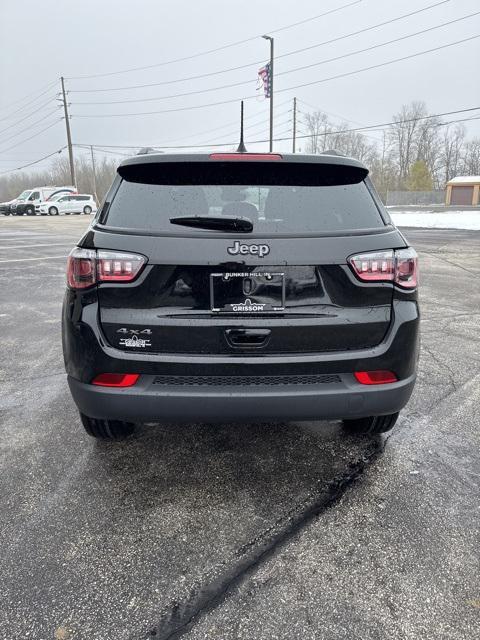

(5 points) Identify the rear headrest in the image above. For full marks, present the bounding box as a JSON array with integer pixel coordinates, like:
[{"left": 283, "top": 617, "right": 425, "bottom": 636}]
[
  {"left": 264, "top": 187, "right": 294, "bottom": 219},
  {"left": 167, "top": 186, "right": 209, "bottom": 216},
  {"left": 221, "top": 201, "right": 258, "bottom": 219}
]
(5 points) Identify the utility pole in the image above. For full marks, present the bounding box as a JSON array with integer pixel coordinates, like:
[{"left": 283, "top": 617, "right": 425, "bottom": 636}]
[
  {"left": 292, "top": 97, "right": 297, "bottom": 153},
  {"left": 90, "top": 145, "right": 98, "bottom": 204},
  {"left": 60, "top": 76, "right": 76, "bottom": 188},
  {"left": 262, "top": 35, "right": 274, "bottom": 153}
]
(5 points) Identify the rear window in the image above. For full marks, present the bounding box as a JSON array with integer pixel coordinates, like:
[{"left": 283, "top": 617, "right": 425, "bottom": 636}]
[{"left": 104, "top": 161, "right": 385, "bottom": 235}]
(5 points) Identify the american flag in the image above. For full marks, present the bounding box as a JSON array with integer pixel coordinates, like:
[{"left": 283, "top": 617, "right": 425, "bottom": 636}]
[{"left": 257, "top": 62, "right": 271, "bottom": 98}]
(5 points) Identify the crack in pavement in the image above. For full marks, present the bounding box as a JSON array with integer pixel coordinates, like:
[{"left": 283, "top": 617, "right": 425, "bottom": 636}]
[
  {"left": 140, "top": 438, "right": 385, "bottom": 640},
  {"left": 421, "top": 344, "right": 458, "bottom": 391}
]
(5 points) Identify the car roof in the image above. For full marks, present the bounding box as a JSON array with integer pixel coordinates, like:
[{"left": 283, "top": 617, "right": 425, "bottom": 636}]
[{"left": 118, "top": 151, "right": 368, "bottom": 172}]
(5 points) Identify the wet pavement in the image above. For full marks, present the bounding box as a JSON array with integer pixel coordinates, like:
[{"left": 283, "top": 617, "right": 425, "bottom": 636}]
[{"left": 0, "top": 217, "right": 478, "bottom": 640}]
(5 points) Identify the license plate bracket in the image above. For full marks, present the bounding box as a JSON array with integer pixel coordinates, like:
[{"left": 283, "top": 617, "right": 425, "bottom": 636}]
[{"left": 210, "top": 271, "right": 285, "bottom": 313}]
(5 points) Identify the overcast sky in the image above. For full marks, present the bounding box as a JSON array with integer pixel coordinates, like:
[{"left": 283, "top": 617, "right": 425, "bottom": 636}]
[{"left": 1, "top": 0, "right": 479, "bottom": 171}]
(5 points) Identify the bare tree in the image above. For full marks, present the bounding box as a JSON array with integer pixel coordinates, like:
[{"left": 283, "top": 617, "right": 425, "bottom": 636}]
[
  {"left": 388, "top": 101, "right": 428, "bottom": 186},
  {"left": 460, "top": 138, "right": 480, "bottom": 176},
  {"left": 415, "top": 115, "right": 442, "bottom": 186},
  {"left": 441, "top": 124, "right": 466, "bottom": 183},
  {"left": 304, "top": 111, "right": 330, "bottom": 153}
]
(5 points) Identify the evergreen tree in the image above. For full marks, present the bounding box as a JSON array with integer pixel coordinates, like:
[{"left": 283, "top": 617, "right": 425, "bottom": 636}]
[{"left": 406, "top": 160, "right": 433, "bottom": 191}]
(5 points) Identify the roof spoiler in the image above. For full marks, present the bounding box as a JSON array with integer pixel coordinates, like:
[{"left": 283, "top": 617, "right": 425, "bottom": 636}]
[{"left": 118, "top": 160, "right": 368, "bottom": 186}]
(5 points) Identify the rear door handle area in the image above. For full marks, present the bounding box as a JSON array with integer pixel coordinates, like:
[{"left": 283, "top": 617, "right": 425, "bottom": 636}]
[{"left": 225, "top": 328, "right": 271, "bottom": 349}]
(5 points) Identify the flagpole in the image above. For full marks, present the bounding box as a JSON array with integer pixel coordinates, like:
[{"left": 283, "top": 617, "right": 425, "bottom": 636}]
[
  {"left": 292, "top": 97, "right": 297, "bottom": 153},
  {"left": 262, "top": 35, "right": 274, "bottom": 153}
]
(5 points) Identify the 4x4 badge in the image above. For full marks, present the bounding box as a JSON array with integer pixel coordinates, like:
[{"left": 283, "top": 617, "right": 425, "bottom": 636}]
[
  {"left": 116, "top": 328, "right": 152, "bottom": 335},
  {"left": 227, "top": 241, "right": 270, "bottom": 258}
]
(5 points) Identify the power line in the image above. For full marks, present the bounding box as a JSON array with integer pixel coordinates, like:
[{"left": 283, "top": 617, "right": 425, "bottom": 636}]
[
  {"left": 0, "top": 119, "right": 62, "bottom": 155},
  {"left": 298, "top": 100, "right": 366, "bottom": 127},
  {"left": 74, "top": 106, "right": 480, "bottom": 150},
  {"left": 69, "top": 59, "right": 266, "bottom": 94},
  {"left": 65, "top": 0, "right": 362, "bottom": 80},
  {"left": 71, "top": 35, "right": 480, "bottom": 118},
  {"left": 0, "top": 94, "right": 57, "bottom": 126},
  {"left": 67, "top": 0, "right": 452, "bottom": 98},
  {"left": 74, "top": 144, "right": 132, "bottom": 157},
  {"left": 277, "top": 34, "right": 480, "bottom": 95},
  {"left": 199, "top": 108, "right": 292, "bottom": 144},
  {"left": 276, "top": 11, "right": 480, "bottom": 79},
  {"left": 440, "top": 115, "right": 480, "bottom": 126},
  {"left": 175, "top": 98, "right": 293, "bottom": 144},
  {"left": 73, "top": 95, "right": 257, "bottom": 118},
  {"left": 0, "top": 79, "right": 57, "bottom": 114},
  {"left": 0, "top": 98, "right": 60, "bottom": 135},
  {"left": 275, "top": 0, "right": 451, "bottom": 62},
  {"left": 0, "top": 147, "right": 66, "bottom": 176},
  {"left": 71, "top": 10, "right": 476, "bottom": 107},
  {"left": 0, "top": 110, "right": 61, "bottom": 145}
]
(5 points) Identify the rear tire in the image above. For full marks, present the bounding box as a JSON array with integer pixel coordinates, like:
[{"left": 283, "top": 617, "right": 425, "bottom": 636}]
[
  {"left": 80, "top": 413, "right": 135, "bottom": 439},
  {"left": 83, "top": 205, "right": 92, "bottom": 214},
  {"left": 342, "top": 412, "right": 399, "bottom": 435}
]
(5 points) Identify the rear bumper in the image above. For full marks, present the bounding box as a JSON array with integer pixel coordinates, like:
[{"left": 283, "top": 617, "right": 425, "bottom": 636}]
[{"left": 68, "top": 372, "right": 416, "bottom": 423}]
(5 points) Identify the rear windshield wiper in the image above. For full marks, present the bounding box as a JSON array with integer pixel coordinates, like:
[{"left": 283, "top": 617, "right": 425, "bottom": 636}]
[{"left": 170, "top": 216, "right": 253, "bottom": 233}]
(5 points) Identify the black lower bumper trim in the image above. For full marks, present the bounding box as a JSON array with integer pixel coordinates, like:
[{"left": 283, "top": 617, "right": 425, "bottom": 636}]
[{"left": 68, "top": 373, "right": 416, "bottom": 423}]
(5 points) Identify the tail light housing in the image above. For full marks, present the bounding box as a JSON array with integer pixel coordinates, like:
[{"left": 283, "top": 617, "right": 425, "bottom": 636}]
[
  {"left": 348, "top": 248, "right": 418, "bottom": 289},
  {"left": 67, "top": 248, "right": 146, "bottom": 289}
]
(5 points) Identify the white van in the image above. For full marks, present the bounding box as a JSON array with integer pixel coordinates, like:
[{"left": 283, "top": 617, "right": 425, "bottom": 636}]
[
  {"left": 38, "top": 193, "right": 97, "bottom": 216},
  {"left": 10, "top": 186, "right": 76, "bottom": 215}
]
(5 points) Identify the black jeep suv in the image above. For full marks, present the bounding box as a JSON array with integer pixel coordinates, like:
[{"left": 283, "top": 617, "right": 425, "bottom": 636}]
[{"left": 62, "top": 152, "right": 419, "bottom": 439}]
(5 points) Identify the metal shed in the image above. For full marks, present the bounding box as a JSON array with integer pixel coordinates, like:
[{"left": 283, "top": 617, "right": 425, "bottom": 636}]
[{"left": 445, "top": 176, "right": 480, "bottom": 206}]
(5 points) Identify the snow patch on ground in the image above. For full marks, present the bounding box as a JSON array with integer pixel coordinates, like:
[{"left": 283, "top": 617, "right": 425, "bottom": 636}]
[{"left": 390, "top": 210, "right": 480, "bottom": 230}]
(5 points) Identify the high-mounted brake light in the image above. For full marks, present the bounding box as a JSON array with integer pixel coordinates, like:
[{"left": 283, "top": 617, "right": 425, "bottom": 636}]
[
  {"left": 209, "top": 153, "right": 283, "bottom": 161},
  {"left": 348, "top": 248, "right": 418, "bottom": 289},
  {"left": 92, "top": 373, "right": 139, "bottom": 387},
  {"left": 354, "top": 370, "right": 398, "bottom": 385},
  {"left": 67, "top": 248, "right": 146, "bottom": 289}
]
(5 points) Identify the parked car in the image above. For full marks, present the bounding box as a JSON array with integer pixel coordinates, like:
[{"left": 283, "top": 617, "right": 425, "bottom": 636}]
[
  {"left": 62, "top": 151, "right": 419, "bottom": 439},
  {"left": 39, "top": 194, "right": 97, "bottom": 216},
  {"left": 0, "top": 199, "right": 16, "bottom": 215},
  {"left": 10, "top": 186, "right": 76, "bottom": 215}
]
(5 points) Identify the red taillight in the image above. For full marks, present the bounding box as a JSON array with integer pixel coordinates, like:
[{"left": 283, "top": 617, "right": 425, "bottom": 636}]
[
  {"left": 348, "top": 248, "right": 418, "bottom": 289},
  {"left": 348, "top": 250, "right": 395, "bottom": 282},
  {"left": 67, "top": 248, "right": 146, "bottom": 289},
  {"left": 97, "top": 250, "right": 146, "bottom": 282},
  {"left": 92, "top": 373, "right": 139, "bottom": 387},
  {"left": 354, "top": 370, "right": 398, "bottom": 385},
  {"left": 209, "top": 153, "right": 283, "bottom": 161}
]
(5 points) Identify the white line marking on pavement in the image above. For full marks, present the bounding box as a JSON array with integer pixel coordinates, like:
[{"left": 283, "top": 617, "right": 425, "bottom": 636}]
[
  {"left": 0, "top": 242, "right": 73, "bottom": 249},
  {"left": 0, "top": 255, "right": 66, "bottom": 263}
]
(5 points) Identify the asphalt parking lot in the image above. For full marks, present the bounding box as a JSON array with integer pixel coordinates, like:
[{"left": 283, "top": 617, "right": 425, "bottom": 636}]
[{"left": 0, "top": 217, "right": 479, "bottom": 640}]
